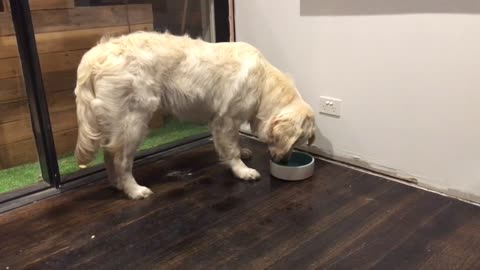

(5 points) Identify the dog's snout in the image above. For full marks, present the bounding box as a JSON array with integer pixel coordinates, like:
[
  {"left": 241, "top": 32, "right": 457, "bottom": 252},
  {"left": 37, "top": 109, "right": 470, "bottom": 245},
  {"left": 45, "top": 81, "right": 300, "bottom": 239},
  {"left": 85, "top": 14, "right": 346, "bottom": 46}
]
[
  {"left": 270, "top": 152, "right": 278, "bottom": 162},
  {"left": 269, "top": 150, "right": 280, "bottom": 162},
  {"left": 269, "top": 146, "right": 294, "bottom": 163},
  {"left": 270, "top": 152, "right": 289, "bottom": 163}
]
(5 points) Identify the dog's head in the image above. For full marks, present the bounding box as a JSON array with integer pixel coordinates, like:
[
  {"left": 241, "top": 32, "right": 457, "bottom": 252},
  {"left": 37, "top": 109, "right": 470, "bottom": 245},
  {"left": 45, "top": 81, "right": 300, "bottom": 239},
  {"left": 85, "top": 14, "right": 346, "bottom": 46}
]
[{"left": 265, "top": 103, "right": 316, "bottom": 162}]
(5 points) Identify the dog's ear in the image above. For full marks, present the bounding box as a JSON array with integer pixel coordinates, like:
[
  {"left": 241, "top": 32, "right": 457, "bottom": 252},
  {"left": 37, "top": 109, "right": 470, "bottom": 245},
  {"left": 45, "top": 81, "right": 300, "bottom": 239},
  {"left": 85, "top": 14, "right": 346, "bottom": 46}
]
[
  {"left": 268, "top": 118, "right": 286, "bottom": 144},
  {"left": 300, "top": 113, "right": 316, "bottom": 146},
  {"left": 268, "top": 114, "right": 300, "bottom": 147}
]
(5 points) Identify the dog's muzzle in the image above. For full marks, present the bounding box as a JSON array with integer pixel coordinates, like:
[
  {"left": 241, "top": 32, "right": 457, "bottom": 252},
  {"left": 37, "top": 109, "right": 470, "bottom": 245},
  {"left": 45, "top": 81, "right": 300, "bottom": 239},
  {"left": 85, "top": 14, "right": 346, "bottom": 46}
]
[{"left": 270, "top": 150, "right": 293, "bottom": 164}]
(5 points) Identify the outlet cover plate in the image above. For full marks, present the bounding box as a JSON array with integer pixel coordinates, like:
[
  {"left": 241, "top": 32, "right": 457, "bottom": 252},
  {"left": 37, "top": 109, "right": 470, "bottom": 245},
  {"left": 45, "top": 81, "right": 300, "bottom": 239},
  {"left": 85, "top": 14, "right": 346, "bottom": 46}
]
[{"left": 319, "top": 96, "right": 342, "bottom": 117}]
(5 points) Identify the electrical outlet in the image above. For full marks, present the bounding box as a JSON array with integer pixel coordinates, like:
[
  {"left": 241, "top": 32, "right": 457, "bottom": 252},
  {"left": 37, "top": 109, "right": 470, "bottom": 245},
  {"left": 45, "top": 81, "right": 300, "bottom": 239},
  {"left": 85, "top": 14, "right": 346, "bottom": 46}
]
[{"left": 319, "top": 96, "right": 342, "bottom": 117}]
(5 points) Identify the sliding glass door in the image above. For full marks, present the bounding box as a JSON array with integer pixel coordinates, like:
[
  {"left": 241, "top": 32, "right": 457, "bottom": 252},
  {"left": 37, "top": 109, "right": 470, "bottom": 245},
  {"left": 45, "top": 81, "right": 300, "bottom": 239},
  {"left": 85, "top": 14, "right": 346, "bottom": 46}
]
[{"left": 0, "top": 0, "right": 228, "bottom": 202}]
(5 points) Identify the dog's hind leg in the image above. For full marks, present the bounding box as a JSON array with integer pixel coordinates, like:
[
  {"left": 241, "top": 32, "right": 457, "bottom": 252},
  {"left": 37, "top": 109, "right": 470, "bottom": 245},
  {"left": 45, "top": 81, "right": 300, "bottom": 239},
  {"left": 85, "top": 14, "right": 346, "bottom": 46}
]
[
  {"left": 211, "top": 117, "right": 260, "bottom": 181},
  {"left": 112, "top": 111, "right": 154, "bottom": 199},
  {"left": 107, "top": 97, "right": 159, "bottom": 199}
]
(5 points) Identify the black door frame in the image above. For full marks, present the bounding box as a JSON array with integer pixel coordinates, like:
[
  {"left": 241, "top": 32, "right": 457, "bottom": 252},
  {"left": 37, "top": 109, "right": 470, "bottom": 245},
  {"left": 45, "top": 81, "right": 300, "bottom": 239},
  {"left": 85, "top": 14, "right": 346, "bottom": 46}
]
[{"left": 9, "top": 0, "right": 61, "bottom": 188}]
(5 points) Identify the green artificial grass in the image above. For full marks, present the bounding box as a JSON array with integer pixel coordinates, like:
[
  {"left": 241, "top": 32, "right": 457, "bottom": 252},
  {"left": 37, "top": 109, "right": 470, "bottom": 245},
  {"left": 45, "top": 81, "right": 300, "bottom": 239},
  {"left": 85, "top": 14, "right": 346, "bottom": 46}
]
[
  {"left": 0, "top": 163, "right": 42, "bottom": 194},
  {"left": 0, "top": 119, "right": 207, "bottom": 194}
]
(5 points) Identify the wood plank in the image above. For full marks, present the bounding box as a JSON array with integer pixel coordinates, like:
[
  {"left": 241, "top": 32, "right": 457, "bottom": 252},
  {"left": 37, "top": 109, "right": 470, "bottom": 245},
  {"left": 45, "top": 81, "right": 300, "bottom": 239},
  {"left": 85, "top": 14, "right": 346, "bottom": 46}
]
[
  {"left": 0, "top": 56, "right": 21, "bottom": 79},
  {"left": 0, "top": 69, "right": 76, "bottom": 103},
  {"left": 274, "top": 192, "right": 450, "bottom": 270},
  {"left": 46, "top": 88, "right": 76, "bottom": 113},
  {"left": 0, "top": 4, "right": 153, "bottom": 36},
  {"left": 0, "top": 21, "right": 154, "bottom": 59},
  {"left": 42, "top": 69, "right": 77, "bottom": 93},
  {"left": 0, "top": 114, "right": 34, "bottom": 146},
  {"left": 31, "top": 4, "right": 153, "bottom": 34},
  {"left": 0, "top": 108, "right": 77, "bottom": 146},
  {"left": 0, "top": 34, "right": 17, "bottom": 58},
  {"left": 0, "top": 26, "right": 129, "bottom": 58},
  {"left": 0, "top": 89, "right": 75, "bottom": 124},
  {"left": 0, "top": 76, "right": 25, "bottom": 102},
  {"left": 30, "top": 6, "right": 127, "bottom": 34},
  {"left": 0, "top": 99, "right": 29, "bottom": 124},
  {"left": 0, "top": 50, "right": 85, "bottom": 80},
  {"left": 39, "top": 50, "right": 86, "bottom": 76},
  {"left": 0, "top": 12, "right": 13, "bottom": 36},
  {"left": 368, "top": 203, "right": 464, "bottom": 270},
  {"left": 419, "top": 205, "right": 480, "bottom": 269},
  {"left": 159, "top": 174, "right": 392, "bottom": 270},
  {"left": 0, "top": 128, "right": 77, "bottom": 169},
  {"left": 127, "top": 4, "right": 154, "bottom": 25},
  {"left": 0, "top": 137, "right": 37, "bottom": 169},
  {"left": 29, "top": 0, "right": 75, "bottom": 11},
  {"left": 1, "top": 138, "right": 479, "bottom": 268},
  {"left": 35, "top": 26, "right": 127, "bottom": 54},
  {"left": 51, "top": 127, "right": 78, "bottom": 156}
]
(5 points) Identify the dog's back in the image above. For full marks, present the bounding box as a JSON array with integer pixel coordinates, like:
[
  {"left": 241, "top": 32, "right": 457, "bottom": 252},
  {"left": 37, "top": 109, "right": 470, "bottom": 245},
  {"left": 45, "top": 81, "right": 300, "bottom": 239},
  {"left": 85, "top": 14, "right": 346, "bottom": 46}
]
[{"left": 74, "top": 32, "right": 266, "bottom": 163}]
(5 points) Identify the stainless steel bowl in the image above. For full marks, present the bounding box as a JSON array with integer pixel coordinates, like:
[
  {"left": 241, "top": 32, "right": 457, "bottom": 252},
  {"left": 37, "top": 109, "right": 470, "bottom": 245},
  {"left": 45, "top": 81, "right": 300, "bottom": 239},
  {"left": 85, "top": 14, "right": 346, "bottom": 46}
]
[{"left": 270, "top": 151, "right": 315, "bottom": 181}]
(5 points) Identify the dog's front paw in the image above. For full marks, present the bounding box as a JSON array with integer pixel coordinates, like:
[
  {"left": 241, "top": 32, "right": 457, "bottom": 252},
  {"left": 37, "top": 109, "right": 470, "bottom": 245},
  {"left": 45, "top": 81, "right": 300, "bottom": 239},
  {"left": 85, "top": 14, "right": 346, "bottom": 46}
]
[
  {"left": 234, "top": 167, "right": 261, "bottom": 181},
  {"left": 125, "top": 185, "right": 153, "bottom": 200},
  {"left": 240, "top": 148, "right": 253, "bottom": 160}
]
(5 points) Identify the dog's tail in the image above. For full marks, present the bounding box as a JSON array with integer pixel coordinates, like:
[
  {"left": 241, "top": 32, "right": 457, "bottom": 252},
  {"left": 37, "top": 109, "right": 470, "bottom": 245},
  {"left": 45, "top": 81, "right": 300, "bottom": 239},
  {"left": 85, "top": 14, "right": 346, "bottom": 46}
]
[{"left": 74, "top": 59, "right": 102, "bottom": 167}]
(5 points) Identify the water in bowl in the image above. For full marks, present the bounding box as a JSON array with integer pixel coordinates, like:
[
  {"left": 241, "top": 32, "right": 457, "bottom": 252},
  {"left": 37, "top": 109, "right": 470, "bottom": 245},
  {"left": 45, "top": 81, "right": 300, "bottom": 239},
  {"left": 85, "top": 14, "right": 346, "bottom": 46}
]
[{"left": 275, "top": 152, "right": 313, "bottom": 167}]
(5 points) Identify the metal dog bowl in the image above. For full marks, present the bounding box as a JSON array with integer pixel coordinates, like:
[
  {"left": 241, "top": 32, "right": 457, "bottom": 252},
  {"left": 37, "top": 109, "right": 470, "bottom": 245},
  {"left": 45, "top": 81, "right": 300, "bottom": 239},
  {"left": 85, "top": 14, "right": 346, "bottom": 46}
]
[{"left": 270, "top": 152, "right": 315, "bottom": 181}]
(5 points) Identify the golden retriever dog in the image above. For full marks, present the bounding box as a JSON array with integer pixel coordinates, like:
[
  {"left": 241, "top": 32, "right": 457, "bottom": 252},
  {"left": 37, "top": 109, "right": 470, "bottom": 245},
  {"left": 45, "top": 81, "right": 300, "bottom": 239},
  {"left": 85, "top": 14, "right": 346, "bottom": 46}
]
[{"left": 74, "top": 31, "right": 316, "bottom": 199}]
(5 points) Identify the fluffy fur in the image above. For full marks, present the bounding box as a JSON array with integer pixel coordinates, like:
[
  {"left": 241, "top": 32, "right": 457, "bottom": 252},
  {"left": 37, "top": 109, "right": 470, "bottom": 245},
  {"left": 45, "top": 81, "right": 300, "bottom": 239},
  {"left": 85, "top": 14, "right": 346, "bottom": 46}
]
[{"left": 74, "top": 31, "right": 316, "bottom": 199}]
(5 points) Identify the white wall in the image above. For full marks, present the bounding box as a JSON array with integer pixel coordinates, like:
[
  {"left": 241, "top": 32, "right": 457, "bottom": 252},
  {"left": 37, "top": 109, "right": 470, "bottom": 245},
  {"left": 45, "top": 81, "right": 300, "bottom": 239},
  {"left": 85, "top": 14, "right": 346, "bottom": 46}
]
[{"left": 235, "top": 0, "right": 480, "bottom": 203}]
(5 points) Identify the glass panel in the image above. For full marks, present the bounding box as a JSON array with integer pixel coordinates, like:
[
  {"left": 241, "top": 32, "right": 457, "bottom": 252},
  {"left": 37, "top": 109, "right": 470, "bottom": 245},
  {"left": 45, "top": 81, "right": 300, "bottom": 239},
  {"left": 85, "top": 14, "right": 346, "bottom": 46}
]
[
  {"left": 0, "top": 3, "right": 43, "bottom": 194},
  {"left": 29, "top": 0, "right": 211, "bottom": 179}
]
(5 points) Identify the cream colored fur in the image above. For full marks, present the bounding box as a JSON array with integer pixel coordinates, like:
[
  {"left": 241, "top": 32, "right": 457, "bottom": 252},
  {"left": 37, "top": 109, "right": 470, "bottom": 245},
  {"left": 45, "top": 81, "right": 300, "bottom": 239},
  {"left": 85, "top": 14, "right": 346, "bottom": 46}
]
[{"left": 74, "top": 31, "right": 316, "bottom": 199}]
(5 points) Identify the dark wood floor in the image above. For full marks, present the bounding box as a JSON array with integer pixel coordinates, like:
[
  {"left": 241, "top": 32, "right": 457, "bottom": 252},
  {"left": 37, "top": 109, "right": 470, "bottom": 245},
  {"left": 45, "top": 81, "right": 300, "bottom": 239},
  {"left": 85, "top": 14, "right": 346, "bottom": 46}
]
[{"left": 1, "top": 138, "right": 479, "bottom": 270}]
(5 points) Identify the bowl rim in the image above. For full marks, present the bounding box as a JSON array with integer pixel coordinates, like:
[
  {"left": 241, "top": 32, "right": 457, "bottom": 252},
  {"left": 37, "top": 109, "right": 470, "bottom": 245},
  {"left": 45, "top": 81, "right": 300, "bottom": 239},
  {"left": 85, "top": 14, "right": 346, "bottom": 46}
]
[{"left": 270, "top": 151, "right": 315, "bottom": 169}]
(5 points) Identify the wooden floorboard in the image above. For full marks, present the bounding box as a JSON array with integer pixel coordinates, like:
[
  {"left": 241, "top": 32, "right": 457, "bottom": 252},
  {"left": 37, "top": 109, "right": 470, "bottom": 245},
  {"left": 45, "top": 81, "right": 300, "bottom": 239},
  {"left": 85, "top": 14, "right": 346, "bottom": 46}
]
[{"left": 0, "top": 138, "right": 479, "bottom": 270}]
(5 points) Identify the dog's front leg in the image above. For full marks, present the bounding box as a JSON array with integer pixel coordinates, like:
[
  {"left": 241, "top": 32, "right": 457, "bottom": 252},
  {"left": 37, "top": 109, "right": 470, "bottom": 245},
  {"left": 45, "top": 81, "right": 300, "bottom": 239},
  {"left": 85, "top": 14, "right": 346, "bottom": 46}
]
[{"left": 211, "top": 118, "right": 260, "bottom": 181}]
